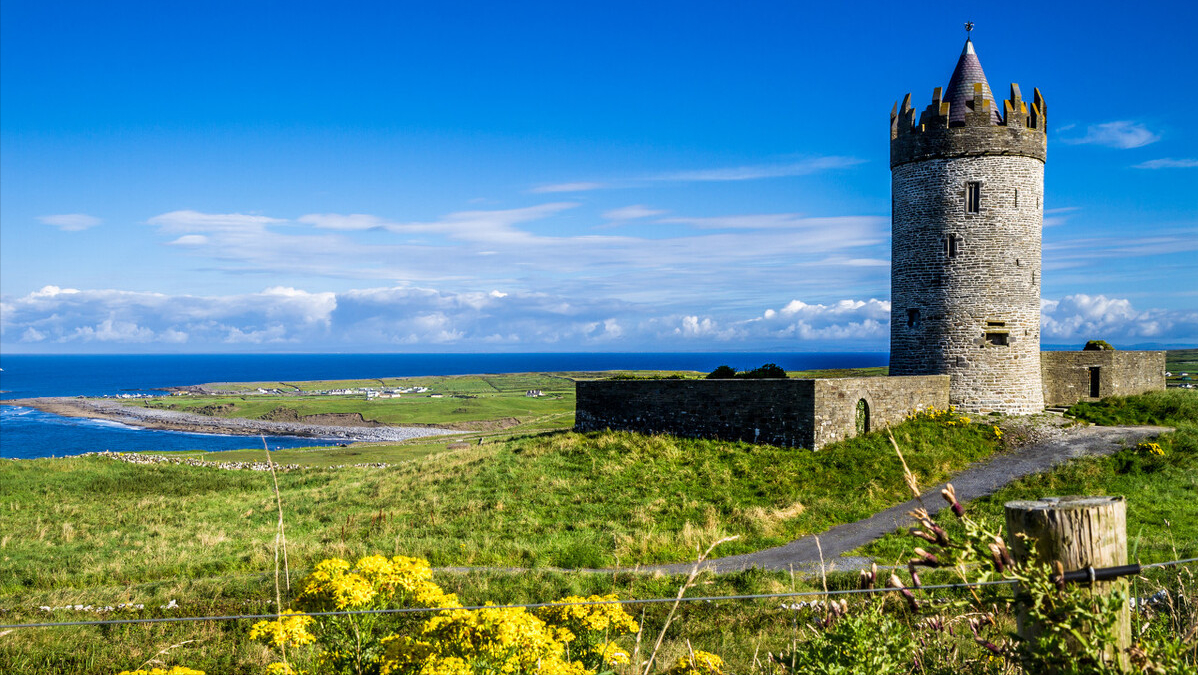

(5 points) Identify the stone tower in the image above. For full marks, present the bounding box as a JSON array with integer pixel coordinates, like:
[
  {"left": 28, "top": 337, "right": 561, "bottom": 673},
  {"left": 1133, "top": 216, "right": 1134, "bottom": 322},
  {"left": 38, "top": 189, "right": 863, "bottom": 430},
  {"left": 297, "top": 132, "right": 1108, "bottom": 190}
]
[{"left": 889, "top": 37, "right": 1047, "bottom": 414}]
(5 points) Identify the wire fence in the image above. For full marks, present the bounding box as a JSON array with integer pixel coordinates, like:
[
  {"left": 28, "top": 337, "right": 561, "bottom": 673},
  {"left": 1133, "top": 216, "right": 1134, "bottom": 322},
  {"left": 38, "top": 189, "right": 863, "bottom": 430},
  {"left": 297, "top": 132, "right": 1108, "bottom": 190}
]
[{"left": 3, "top": 556, "right": 1194, "bottom": 631}]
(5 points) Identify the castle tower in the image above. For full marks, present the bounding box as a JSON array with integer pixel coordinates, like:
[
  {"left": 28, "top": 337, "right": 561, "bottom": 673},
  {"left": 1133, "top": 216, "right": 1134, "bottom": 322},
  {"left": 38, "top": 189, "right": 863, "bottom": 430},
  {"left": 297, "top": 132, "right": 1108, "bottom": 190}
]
[{"left": 889, "top": 36, "right": 1047, "bottom": 414}]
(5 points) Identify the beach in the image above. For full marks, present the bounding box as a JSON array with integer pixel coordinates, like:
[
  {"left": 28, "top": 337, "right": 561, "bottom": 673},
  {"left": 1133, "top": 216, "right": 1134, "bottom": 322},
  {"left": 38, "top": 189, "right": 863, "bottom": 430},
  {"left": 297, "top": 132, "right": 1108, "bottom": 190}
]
[{"left": 3, "top": 397, "right": 458, "bottom": 443}]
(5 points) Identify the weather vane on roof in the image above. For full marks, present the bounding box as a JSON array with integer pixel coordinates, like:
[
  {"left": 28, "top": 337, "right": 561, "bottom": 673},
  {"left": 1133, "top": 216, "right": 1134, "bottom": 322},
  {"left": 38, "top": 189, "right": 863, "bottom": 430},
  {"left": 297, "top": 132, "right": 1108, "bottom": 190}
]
[{"left": 964, "top": 21, "right": 975, "bottom": 37}]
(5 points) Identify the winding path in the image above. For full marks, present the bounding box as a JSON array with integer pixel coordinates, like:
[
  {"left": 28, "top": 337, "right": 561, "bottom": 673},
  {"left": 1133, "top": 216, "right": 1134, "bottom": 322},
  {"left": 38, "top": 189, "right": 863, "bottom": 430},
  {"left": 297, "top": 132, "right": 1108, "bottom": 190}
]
[{"left": 632, "top": 424, "right": 1170, "bottom": 575}]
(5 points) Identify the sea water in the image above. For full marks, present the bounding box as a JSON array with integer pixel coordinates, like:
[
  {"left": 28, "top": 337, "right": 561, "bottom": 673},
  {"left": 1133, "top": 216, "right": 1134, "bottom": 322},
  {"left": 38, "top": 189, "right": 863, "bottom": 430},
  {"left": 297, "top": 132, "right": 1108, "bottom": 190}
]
[{"left": 0, "top": 353, "right": 886, "bottom": 459}]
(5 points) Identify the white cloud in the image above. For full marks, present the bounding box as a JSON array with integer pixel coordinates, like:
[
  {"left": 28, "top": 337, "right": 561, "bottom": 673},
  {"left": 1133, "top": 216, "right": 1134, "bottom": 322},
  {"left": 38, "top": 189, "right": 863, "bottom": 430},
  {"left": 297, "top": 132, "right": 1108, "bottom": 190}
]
[
  {"left": 147, "top": 210, "right": 287, "bottom": 232},
  {"left": 38, "top": 214, "right": 101, "bottom": 231},
  {"left": 137, "top": 208, "right": 889, "bottom": 313},
  {"left": 602, "top": 205, "right": 666, "bottom": 221},
  {"left": 298, "top": 213, "right": 393, "bottom": 230},
  {"left": 532, "top": 156, "right": 865, "bottom": 194},
  {"left": 529, "top": 181, "right": 608, "bottom": 193},
  {"left": 7, "top": 282, "right": 1194, "bottom": 351},
  {"left": 653, "top": 156, "right": 865, "bottom": 182},
  {"left": 1, "top": 284, "right": 905, "bottom": 350},
  {"left": 1061, "top": 121, "right": 1159, "bottom": 149},
  {"left": 168, "top": 235, "right": 209, "bottom": 246},
  {"left": 1041, "top": 294, "right": 1198, "bottom": 341},
  {"left": 1133, "top": 158, "right": 1198, "bottom": 169}
]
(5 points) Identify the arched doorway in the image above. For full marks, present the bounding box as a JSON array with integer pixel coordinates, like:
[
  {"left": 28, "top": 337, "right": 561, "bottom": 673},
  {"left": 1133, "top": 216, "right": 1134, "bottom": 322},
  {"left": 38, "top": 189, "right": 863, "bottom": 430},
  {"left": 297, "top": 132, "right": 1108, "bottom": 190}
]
[{"left": 855, "top": 399, "right": 870, "bottom": 436}]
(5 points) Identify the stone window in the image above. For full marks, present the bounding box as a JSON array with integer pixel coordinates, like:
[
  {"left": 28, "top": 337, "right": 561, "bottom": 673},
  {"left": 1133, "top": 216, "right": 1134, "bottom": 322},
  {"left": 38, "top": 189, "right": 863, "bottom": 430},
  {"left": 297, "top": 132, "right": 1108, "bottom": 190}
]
[
  {"left": 1014, "top": 188, "right": 1019, "bottom": 208},
  {"left": 985, "top": 321, "right": 1009, "bottom": 346},
  {"left": 907, "top": 308, "right": 920, "bottom": 328},
  {"left": 965, "top": 182, "right": 981, "bottom": 213},
  {"left": 945, "top": 234, "right": 960, "bottom": 258}
]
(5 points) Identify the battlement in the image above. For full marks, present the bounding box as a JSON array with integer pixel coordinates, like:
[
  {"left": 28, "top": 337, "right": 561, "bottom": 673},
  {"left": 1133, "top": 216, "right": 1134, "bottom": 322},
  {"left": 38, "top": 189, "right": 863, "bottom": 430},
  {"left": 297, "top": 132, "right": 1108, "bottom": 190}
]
[{"left": 890, "top": 83, "right": 1046, "bottom": 167}]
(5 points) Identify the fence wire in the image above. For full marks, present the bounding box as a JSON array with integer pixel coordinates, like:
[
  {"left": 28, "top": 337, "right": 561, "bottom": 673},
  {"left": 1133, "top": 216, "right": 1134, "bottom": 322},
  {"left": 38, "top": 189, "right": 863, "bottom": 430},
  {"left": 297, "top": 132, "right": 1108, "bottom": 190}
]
[{"left": 2, "top": 556, "right": 1194, "bottom": 631}]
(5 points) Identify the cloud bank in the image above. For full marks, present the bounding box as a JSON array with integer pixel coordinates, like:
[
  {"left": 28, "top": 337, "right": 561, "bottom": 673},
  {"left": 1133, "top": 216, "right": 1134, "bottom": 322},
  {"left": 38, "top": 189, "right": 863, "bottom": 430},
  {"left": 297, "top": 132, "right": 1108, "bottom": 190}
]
[{"left": 5, "top": 286, "right": 1193, "bottom": 352}]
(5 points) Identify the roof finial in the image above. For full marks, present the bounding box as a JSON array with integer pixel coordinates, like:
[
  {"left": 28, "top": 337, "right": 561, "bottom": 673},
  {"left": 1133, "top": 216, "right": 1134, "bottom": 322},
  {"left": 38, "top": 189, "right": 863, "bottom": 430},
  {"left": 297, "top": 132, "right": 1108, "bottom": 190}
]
[{"left": 964, "top": 21, "right": 974, "bottom": 39}]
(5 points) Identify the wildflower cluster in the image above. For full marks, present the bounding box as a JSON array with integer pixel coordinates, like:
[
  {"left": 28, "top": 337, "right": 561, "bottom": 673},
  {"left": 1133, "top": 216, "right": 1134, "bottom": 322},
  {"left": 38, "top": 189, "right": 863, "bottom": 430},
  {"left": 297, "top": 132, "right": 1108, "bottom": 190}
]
[
  {"left": 1135, "top": 441, "right": 1165, "bottom": 456},
  {"left": 664, "top": 651, "right": 724, "bottom": 675},
  {"left": 905, "top": 404, "right": 966, "bottom": 426},
  {"left": 116, "top": 669, "right": 206, "bottom": 675},
  {"left": 255, "top": 555, "right": 640, "bottom": 675},
  {"left": 295, "top": 555, "right": 456, "bottom": 612},
  {"left": 380, "top": 594, "right": 640, "bottom": 675},
  {"left": 249, "top": 610, "right": 316, "bottom": 648},
  {"left": 380, "top": 605, "right": 585, "bottom": 675}
]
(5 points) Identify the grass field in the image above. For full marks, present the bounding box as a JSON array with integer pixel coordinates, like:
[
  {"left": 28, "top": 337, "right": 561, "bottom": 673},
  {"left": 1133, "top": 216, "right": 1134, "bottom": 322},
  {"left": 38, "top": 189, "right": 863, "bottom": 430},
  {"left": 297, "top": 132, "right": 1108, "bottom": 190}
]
[
  {"left": 3, "top": 367, "right": 1194, "bottom": 673},
  {"left": 860, "top": 389, "right": 1198, "bottom": 564}
]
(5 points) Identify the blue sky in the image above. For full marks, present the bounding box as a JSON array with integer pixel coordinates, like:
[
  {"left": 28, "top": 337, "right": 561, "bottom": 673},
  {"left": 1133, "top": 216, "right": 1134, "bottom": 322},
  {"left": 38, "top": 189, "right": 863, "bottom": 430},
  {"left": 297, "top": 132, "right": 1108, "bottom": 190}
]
[{"left": 2, "top": 0, "right": 1195, "bottom": 353}]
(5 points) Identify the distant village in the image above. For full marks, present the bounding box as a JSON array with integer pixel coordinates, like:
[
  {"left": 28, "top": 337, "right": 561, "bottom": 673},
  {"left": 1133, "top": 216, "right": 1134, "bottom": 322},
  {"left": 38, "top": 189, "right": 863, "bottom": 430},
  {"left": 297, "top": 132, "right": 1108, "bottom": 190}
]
[{"left": 98, "top": 384, "right": 555, "bottom": 400}]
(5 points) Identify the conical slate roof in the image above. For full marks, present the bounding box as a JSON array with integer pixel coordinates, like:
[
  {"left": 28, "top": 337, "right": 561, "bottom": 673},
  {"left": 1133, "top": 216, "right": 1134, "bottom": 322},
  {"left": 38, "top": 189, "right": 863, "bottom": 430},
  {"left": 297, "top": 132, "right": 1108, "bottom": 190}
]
[{"left": 944, "top": 38, "right": 1001, "bottom": 124}]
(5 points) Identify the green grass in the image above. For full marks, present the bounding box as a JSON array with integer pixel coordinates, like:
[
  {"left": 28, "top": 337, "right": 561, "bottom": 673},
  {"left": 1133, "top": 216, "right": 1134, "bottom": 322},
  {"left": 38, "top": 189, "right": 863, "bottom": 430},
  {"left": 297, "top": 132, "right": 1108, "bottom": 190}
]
[
  {"left": 0, "top": 414, "right": 1003, "bottom": 599},
  {"left": 859, "top": 389, "right": 1198, "bottom": 564},
  {"left": 1166, "top": 348, "right": 1198, "bottom": 387}
]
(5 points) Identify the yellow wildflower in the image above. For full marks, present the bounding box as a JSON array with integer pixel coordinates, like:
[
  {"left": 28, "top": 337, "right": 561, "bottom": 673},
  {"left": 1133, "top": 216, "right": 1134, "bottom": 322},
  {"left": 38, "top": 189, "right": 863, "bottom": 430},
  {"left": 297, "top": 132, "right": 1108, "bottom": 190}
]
[
  {"left": 249, "top": 610, "right": 316, "bottom": 648},
  {"left": 116, "top": 669, "right": 206, "bottom": 675},
  {"left": 537, "top": 594, "right": 639, "bottom": 637},
  {"left": 665, "top": 651, "right": 724, "bottom": 675}
]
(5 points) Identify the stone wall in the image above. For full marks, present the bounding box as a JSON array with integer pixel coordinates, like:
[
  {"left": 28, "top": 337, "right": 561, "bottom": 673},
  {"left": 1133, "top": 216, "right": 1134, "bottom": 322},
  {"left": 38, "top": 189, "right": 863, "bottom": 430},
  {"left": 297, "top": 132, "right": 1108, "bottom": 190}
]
[
  {"left": 575, "top": 375, "right": 949, "bottom": 450},
  {"left": 575, "top": 379, "right": 817, "bottom": 448},
  {"left": 1041, "top": 351, "right": 1166, "bottom": 406},
  {"left": 813, "top": 376, "right": 950, "bottom": 448}
]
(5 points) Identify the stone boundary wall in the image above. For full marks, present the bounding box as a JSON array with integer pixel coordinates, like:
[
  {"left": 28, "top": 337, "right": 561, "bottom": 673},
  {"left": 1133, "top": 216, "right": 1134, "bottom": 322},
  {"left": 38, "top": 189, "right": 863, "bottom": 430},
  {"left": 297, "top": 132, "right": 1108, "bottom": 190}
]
[
  {"left": 575, "top": 376, "right": 949, "bottom": 450},
  {"left": 575, "top": 379, "right": 817, "bottom": 448},
  {"left": 1041, "top": 351, "right": 1166, "bottom": 406},
  {"left": 813, "top": 376, "right": 950, "bottom": 448}
]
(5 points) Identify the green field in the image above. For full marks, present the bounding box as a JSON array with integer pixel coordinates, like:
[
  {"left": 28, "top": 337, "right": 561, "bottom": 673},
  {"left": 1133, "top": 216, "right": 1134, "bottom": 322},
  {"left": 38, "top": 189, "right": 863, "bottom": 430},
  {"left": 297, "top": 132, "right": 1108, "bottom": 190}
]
[
  {"left": 136, "top": 372, "right": 577, "bottom": 439},
  {"left": 860, "top": 388, "right": 1198, "bottom": 564},
  {"left": 1168, "top": 348, "right": 1198, "bottom": 387},
  {"left": 3, "top": 368, "right": 1194, "bottom": 673}
]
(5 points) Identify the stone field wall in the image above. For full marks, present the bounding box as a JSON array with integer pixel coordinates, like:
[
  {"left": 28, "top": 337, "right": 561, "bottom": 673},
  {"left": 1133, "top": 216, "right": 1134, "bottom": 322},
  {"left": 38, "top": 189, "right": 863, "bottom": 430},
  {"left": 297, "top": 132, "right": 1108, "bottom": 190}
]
[
  {"left": 575, "top": 375, "right": 949, "bottom": 450},
  {"left": 1041, "top": 351, "right": 1166, "bottom": 406},
  {"left": 813, "top": 375, "right": 950, "bottom": 448}
]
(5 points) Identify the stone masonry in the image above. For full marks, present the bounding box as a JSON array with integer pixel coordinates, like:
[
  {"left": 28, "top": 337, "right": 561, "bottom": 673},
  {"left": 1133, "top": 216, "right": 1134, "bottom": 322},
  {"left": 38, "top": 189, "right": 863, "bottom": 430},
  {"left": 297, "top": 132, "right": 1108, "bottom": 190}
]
[
  {"left": 575, "top": 376, "right": 947, "bottom": 450},
  {"left": 889, "top": 38, "right": 1047, "bottom": 414},
  {"left": 1041, "top": 351, "right": 1166, "bottom": 407},
  {"left": 573, "top": 36, "right": 1164, "bottom": 453}
]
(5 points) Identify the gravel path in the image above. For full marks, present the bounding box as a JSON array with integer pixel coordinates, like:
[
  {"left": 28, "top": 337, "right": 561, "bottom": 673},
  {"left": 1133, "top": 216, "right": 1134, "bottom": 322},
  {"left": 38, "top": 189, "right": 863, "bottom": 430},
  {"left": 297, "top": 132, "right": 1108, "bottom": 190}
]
[{"left": 632, "top": 424, "right": 1171, "bottom": 575}]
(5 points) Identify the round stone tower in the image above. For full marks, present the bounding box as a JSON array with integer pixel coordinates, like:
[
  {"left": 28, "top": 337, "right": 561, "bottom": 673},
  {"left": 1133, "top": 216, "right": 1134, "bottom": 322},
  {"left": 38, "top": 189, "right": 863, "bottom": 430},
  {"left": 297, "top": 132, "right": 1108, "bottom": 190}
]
[{"left": 889, "top": 37, "right": 1047, "bottom": 414}]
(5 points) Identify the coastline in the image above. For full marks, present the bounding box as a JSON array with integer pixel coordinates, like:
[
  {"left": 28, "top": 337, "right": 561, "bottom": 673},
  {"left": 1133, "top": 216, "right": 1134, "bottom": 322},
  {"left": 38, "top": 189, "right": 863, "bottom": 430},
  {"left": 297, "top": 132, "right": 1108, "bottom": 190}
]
[{"left": 2, "top": 397, "right": 460, "bottom": 443}]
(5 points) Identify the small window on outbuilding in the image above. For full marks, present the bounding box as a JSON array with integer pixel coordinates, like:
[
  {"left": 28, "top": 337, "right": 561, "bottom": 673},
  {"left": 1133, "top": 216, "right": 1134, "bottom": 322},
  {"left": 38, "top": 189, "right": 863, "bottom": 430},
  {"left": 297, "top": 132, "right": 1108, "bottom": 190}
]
[
  {"left": 1089, "top": 367, "right": 1101, "bottom": 397},
  {"left": 966, "top": 182, "right": 981, "bottom": 213}
]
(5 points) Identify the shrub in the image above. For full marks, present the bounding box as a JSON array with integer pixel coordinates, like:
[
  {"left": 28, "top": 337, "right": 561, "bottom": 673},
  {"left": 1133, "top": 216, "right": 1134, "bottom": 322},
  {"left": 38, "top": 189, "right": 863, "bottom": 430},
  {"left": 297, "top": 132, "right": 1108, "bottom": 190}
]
[
  {"left": 740, "top": 363, "right": 787, "bottom": 379},
  {"left": 705, "top": 365, "right": 738, "bottom": 380},
  {"left": 1084, "top": 339, "right": 1115, "bottom": 351}
]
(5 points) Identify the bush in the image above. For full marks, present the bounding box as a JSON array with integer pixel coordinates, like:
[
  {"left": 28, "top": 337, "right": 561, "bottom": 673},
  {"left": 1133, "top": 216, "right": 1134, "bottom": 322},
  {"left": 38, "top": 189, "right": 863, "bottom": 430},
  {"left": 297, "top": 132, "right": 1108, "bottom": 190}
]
[
  {"left": 705, "top": 365, "right": 738, "bottom": 380},
  {"left": 705, "top": 363, "right": 787, "bottom": 379},
  {"left": 1084, "top": 339, "right": 1115, "bottom": 351},
  {"left": 740, "top": 363, "right": 787, "bottom": 379}
]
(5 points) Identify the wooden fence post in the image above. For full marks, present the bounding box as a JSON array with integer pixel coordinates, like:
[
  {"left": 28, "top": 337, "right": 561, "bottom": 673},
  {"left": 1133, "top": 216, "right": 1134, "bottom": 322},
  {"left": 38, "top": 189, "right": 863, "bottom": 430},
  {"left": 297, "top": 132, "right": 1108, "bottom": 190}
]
[{"left": 1004, "top": 495, "right": 1130, "bottom": 671}]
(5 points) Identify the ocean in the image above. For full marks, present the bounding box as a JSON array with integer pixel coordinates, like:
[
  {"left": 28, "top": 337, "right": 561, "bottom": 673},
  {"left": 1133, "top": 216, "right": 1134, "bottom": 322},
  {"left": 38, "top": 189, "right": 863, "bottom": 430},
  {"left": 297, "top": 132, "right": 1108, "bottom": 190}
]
[{"left": 0, "top": 352, "right": 886, "bottom": 459}]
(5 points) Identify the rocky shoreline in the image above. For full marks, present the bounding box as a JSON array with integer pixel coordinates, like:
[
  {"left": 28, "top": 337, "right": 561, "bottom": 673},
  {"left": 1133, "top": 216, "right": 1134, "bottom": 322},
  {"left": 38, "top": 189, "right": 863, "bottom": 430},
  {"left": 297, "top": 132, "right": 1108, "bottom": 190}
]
[{"left": 3, "top": 396, "right": 460, "bottom": 443}]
